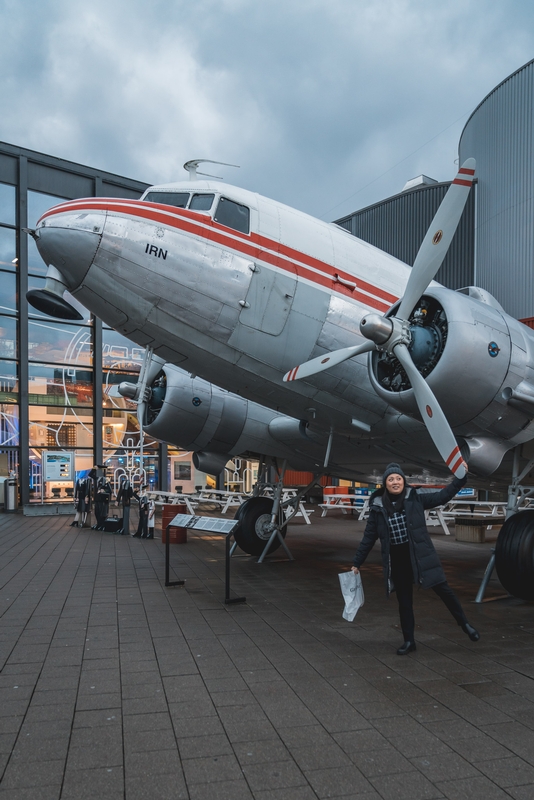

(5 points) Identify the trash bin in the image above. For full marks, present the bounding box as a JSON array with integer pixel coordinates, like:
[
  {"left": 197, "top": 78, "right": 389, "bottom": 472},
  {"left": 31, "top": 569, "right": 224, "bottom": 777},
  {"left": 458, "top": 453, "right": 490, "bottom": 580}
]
[{"left": 5, "top": 475, "right": 18, "bottom": 512}]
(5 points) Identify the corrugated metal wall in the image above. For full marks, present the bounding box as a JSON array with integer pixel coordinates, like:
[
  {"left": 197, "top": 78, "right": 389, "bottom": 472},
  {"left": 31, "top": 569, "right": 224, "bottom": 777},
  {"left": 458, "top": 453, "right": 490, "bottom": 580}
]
[
  {"left": 459, "top": 59, "right": 534, "bottom": 320},
  {"left": 334, "top": 182, "right": 475, "bottom": 290}
]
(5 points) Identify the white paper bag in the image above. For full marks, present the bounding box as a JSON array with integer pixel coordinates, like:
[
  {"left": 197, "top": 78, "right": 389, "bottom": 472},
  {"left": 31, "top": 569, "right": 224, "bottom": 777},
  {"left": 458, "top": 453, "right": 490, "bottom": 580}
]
[{"left": 338, "top": 571, "right": 364, "bottom": 621}]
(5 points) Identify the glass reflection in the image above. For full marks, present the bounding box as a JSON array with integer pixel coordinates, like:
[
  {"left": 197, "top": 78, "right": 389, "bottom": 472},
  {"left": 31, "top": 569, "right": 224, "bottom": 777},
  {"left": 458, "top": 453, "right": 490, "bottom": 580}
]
[
  {"left": 0, "top": 316, "right": 17, "bottom": 359},
  {"left": 0, "top": 403, "right": 19, "bottom": 446},
  {"left": 28, "top": 190, "right": 67, "bottom": 228},
  {"left": 0, "top": 270, "right": 17, "bottom": 314},
  {"left": 0, "top": 361, "right": 18, "bottom": 402},
  {"left": 28, "top": 319, "right": 92, "bottom": 365},
  {"left": 29, "top": 363, "right": 93, "bottom": 407},
  {"left": 28, "top": 275, "right": 90, "bottom": 321},
  {"left": 0, "top": 227, "right": 16, "bottom": 271},
  {"left": 103, "top": 328, "right": 144, "bottom": 371},
  {"left": 0, "top": 183, "right": 16, "bottom": 226},
  {"left": 103, "top": 449, "right": 159, "bottom": 495},
  {"left": 29, "top": 406, "right": 93, "bottom": 448}
]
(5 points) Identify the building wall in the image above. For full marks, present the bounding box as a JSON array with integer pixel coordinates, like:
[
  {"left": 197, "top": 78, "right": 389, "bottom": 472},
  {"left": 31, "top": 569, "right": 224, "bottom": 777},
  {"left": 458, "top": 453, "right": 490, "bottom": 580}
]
[
  {"left": 459, "top": 58, "right": 534, "bottom": 320},
  {"left": 0, "top": 141, "right": 162, "bottom": 506},
  {"left": 334, "top": 182, "right": 475, "bottom": 290}
]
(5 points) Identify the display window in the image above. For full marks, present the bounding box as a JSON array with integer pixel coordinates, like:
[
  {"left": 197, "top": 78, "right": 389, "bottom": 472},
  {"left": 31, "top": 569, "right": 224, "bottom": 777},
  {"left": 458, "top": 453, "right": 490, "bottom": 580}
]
[
  {"left": 0, "top": 270, "right": 17, "bottom": 314},
  {"left": 28, "top": 446, "right": 94, "bottom": 503},
  {"left": 102, "top": 328, "right": 144, "bottom": 371},
  {"left": 0, "top": 315, "right": 17, "bottom": 359},
  {"left": 0, "top": 404, "right": 19, "bottom": 446},
  {"left": 0, "top": 183, "right": 16, "bottom": 227},
  {"left": 0, "top": 361, "right": 18, "bottom": 403},
  {"left": 0, "top": 227, "right": 16, "bottom": 271},
  {"left": 29, "top": 406, "right": 93, "bottom": 449},
  {"left": 28, "top": 319, "right": 92, "bottom": 365},
  {"left": 29, "top": 363, "right": 93, "bottom": 407}
]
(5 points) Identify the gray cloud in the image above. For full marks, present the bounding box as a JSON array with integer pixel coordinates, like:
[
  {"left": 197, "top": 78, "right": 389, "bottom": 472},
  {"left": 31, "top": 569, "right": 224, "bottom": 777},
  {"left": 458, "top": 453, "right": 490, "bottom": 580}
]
[{"left": 1, "top": 0, "right": 533, "bottom": 218}]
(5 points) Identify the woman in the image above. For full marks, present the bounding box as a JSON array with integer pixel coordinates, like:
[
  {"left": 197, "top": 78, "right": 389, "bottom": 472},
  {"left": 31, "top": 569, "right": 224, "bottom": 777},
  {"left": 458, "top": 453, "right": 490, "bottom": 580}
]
[{"left": 352, "top": 463, "right": 480, "bottom": 655}]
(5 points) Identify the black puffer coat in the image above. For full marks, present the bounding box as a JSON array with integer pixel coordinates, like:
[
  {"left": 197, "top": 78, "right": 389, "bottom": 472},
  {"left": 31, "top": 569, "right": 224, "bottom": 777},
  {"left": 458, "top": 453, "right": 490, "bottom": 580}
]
[{"left": 353, "top": 476, "right": 467, "bottom": 595}]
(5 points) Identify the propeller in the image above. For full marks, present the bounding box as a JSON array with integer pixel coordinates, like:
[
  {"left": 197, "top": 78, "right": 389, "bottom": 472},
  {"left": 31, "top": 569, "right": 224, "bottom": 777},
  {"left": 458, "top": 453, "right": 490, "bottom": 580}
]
[{"left": 283, "top": 158, "right": 476, "bottom": 477}]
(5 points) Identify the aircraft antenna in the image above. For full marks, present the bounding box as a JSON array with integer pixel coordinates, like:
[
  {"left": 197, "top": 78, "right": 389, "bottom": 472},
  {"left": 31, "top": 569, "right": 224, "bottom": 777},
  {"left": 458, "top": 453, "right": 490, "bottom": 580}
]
[{"left": 183, "top": 159, "right": 240, "bottom": 181}]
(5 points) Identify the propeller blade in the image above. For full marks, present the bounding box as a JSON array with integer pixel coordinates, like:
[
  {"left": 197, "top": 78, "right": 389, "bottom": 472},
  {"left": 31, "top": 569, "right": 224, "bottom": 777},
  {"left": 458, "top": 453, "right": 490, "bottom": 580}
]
[
  {"left": 394, "top": 343, "right": 467, "bottom": 478},
  {"left": 283, "top": 340, "right": 376, "bottom": 382},
  {"left": 397, "top": 158, "right": 475, "bottom": 322}
]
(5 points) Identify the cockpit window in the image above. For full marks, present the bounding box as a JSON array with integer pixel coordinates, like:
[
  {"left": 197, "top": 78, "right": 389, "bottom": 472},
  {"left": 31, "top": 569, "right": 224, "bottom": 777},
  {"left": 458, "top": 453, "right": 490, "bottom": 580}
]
[
  {"left": 144, "top": 191, "right": 190, "bottom": 208},
  {"left": 189, "top": 194, "right": 214, "bottom": 211},
  {"left": 214, "top": 197, "right": 250, "bottom": 234}
]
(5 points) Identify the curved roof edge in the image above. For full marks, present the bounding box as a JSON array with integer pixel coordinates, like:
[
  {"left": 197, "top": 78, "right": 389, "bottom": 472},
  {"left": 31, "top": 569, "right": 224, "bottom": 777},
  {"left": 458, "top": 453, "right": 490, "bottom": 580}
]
[
  {"left": 459, "top": 58, "right": 534, "bottom": 150},
  {"left": 334, "top": 180, "right": 452, "bottom": 223}
]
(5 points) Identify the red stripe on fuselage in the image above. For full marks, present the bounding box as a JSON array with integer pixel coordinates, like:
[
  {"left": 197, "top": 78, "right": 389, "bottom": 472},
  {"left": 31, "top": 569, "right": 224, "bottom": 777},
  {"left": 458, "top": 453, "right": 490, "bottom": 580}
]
[
  {"left": 39, "top": 198, "right": 398, "bottom": 312},
  {"left": 452, "top": 178, "right": 473, "bottom": 187}
]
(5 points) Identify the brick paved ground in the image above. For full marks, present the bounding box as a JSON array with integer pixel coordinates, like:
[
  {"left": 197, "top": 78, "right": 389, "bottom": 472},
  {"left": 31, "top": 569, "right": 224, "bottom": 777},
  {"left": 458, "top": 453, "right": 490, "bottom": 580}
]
[{"left": 0, "top": 508, "right": 533, "bottom": 799}]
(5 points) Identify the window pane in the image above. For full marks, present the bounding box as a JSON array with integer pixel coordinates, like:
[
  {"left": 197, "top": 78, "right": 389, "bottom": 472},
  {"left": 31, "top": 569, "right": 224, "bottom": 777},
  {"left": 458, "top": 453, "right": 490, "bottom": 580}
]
[
  {"left": 29, "top": 363, "right": 93, "bottom": 407},
  {"left": 0, "top": 316, "right": 17, "bottom": 359},
  {"left": 28, "top": 448, "right": 95, "bottom": 503},
  {"left": 28, "top": 274, "right": 90, "bottom": 321},
  {"left": 103, "top": 329, "right": 143, "bottom": 371},
  {"left": 103, "top": 450, "right": 159, "bottom": 494},
  {"left": 0, "top": 227, "right": 17, "bottom": 271},
  {"left": 0, "top": 403, "right": 19, "bottom": 445},
  {"left": 214, "top": 197, "right": 250, "bottom": 234},
  {"left": 144, "top": 192, "right": 190, "bottom": 208},
  {"left": 29, "top": 407, "right": 93, "bottom": 448},
  {"left": 28, "top": 319, "right": 92, "bottom": 365},
  {"left": 189, "top": 194, "right": 214, "bottom": 211},
  {"left": 0, "top": 183, "right": 16, "bottom": 226},
  {"left": 0, "top": 271, "right": 17, "bottom": 314},
  {"left": 28, "top": 191, "right": 67, "bottom": 228},
  {"left": 0, "top": 361, "right": 18, "bottom": 402},
  {"left": 28, "top": 236, "right": 48, "bottom": 276}
]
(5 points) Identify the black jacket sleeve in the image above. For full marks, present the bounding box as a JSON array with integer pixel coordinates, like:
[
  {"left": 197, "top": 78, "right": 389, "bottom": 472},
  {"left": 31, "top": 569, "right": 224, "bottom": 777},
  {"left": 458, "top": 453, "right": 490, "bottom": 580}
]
[
  {"left": 418, "top": 474, "right": 468, "bottom": 510},
  {"left": 353, "top": 509, "right": 380, "bottom": 568}
]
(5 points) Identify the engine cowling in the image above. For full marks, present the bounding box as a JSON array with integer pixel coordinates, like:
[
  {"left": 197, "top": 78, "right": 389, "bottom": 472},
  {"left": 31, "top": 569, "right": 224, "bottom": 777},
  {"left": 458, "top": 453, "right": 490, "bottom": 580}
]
[
  {"left": 368, "top": 287, "right": 534, "bottom": 474},
  {"left": 143, "top": 366, "right": 248, "bottom": 471}
]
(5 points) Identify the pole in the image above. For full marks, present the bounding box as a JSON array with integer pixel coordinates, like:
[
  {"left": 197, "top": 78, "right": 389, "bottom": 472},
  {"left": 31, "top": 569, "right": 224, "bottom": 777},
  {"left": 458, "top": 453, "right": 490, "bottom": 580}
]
[
  {"left": 225, "top": 533, "right": 246, "bottom": 605},
  {"left": 164, "top": 524, "right": 185, "bottom": 587}
]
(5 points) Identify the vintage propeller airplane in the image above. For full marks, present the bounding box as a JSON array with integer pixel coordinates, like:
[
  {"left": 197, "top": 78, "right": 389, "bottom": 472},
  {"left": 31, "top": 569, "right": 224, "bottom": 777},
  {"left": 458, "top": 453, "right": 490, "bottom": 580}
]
[{"left": 26, "top": 158, "right": 534, "bottom": 597}]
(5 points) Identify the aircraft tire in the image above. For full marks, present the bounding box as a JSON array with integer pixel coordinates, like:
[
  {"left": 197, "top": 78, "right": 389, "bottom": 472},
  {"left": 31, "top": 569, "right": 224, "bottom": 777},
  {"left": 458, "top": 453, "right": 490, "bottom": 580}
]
[
  {"left": 495, "top": 510, "right": 534, "bottom": 601},
  {"left": 233, "top": 497, "right": 287, "bottom": 557}
]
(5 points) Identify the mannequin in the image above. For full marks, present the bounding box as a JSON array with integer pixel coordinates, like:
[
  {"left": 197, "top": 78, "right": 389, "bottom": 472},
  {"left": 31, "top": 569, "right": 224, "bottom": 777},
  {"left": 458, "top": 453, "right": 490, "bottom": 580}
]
[
  {"left": 71, "top": 476, "right": 91, "bottom": 527},
  {"left": 116, "top": 477, "right": 134, "bottom": 535},
  {"left": 134, "top": 484, "right": 149, "bottom": 538},
  {"left": 93, "top": 475, "right": 112, "bottom": 531}
]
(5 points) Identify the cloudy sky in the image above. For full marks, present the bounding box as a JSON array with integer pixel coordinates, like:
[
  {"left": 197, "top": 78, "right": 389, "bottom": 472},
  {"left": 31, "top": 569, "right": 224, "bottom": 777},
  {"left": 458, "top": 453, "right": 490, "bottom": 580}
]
[{"left": 1, "top": 0, "right": 533, "bottom": 219}]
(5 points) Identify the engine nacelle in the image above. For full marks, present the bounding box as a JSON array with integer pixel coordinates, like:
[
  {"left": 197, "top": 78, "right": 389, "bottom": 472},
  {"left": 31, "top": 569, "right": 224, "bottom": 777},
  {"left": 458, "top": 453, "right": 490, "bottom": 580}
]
[
  {"left": 369, "top": 287, "right": 534, "bottom": 473},
  {"left": 144, "top": 366, "right": 248, "bottom": 466}
]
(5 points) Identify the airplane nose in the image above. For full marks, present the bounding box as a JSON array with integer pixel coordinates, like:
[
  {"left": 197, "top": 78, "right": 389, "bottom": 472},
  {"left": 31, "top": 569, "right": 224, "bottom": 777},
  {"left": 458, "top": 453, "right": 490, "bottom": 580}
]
[{"left": 35, "top": 222, "right": 102, "bottom": 290}]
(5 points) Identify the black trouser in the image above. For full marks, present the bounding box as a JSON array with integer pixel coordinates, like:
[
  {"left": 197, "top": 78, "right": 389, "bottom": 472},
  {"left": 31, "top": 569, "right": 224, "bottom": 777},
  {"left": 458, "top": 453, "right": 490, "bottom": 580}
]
[{"left": 390, "top": 542, "right": 468, "bottom": 641}]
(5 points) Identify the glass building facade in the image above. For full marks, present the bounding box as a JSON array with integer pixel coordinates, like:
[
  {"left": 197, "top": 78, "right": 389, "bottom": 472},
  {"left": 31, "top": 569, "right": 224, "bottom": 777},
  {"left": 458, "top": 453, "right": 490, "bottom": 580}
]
[{"left": 0, "top": 140, "right": 177, "bottom": 505}]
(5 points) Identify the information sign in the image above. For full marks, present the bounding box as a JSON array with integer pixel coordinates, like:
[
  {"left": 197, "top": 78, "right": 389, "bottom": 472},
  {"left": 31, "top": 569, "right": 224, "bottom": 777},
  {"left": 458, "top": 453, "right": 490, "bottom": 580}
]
[{"left": 43, "top": 451, "right": 75, "bottom": 482}]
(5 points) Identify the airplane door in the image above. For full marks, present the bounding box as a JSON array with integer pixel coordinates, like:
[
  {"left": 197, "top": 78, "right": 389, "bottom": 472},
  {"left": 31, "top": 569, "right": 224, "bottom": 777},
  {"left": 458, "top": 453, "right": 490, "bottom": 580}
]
[{"left": 238, "top": 265, "right": 296, "bottom": 335}]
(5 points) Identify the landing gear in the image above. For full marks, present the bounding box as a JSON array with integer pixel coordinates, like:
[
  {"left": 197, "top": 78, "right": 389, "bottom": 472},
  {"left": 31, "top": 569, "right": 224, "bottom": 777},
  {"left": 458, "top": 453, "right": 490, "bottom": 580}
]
[
  {"left": 476, "top": 445, "right": 534, "bottom": 602},
  {"left": 233, "top": 497, "right": 287, "bottom": 557},
  {"left": 495, "top": 510, "right": 534, "bottom": 601}
]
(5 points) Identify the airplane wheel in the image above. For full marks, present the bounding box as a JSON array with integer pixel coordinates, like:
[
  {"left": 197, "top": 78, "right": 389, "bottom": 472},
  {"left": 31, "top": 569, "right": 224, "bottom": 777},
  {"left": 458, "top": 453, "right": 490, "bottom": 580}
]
[
  {"left": 233, "top": 497, "right": 287, "bottom": 557},
  {"left": 495, "top": 510, "right": 534, "bottom": 601}
]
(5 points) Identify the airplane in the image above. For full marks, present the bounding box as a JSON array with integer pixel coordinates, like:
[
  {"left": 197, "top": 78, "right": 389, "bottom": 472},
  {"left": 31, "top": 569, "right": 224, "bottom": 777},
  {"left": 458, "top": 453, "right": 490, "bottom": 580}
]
[{"left": 25, "top": 158, "right": 534, "bottom": 598}]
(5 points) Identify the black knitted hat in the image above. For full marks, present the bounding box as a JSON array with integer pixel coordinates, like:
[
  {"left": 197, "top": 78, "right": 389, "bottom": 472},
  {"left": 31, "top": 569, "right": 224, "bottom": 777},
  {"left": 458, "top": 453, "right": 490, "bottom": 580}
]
[{"left": 382, "top": 463, "right": 406, "bottom": 485}]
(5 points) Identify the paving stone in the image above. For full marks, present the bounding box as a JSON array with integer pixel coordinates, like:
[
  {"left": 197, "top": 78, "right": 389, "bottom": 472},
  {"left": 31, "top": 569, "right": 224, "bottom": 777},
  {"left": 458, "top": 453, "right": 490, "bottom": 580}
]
[
  {"left": 472, "top": 755, "right": 534, "bottom": 787},
  {"left": 435, "top": 775, "right": 514, "bottom": 799},
  {"left": 370, "top": 770, "right": 444, "bottom": 800},
  {"left": 305, "top": 765, "right": 375, "bottom": 797}
]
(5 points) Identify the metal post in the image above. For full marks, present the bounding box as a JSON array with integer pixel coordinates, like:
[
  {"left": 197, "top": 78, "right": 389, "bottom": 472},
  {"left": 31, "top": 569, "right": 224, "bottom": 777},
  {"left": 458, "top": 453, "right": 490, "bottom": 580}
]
[
  {"left": 165, "top": 524, "right": 185, "bottom": 587},
  {"left": 474, "top": 551, "right": 496, "bottom": 604},
  {"left": 225, "top": 534, "right": 246, "bottom": 605}
]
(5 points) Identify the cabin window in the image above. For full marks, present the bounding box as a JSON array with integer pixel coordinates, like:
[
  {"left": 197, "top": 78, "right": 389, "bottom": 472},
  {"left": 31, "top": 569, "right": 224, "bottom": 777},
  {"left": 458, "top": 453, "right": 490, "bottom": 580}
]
[
  {"left": 214, "top": 197, "right": 250, "bottom": 234},
  {"left": 189, "top": 194, "right": 214, "bottom": 211},
  {"left": 144, "top": 191, "right": 190, "bottom": 208}
]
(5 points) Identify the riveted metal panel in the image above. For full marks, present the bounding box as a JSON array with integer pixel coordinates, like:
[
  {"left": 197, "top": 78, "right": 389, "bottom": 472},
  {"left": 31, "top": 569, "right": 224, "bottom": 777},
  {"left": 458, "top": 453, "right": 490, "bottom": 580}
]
[
  {"left": 459, "top": 59, "right": 534, "bottom": 320},
  {"left": 334, "top": 182, "right": 475, "bottom": 291}
]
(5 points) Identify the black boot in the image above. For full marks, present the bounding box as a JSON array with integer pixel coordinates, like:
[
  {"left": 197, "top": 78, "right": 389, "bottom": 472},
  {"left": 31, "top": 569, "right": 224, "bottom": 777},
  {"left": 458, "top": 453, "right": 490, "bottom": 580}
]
[
  {"left": 70, "top": 520, "right": 78, "bottom": 527},
  {"left": 462, "top": 623, "right": 480, "bottom": 642},
  {"left": 397, "top": 641, "right": 416, "bottom": 655}
]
